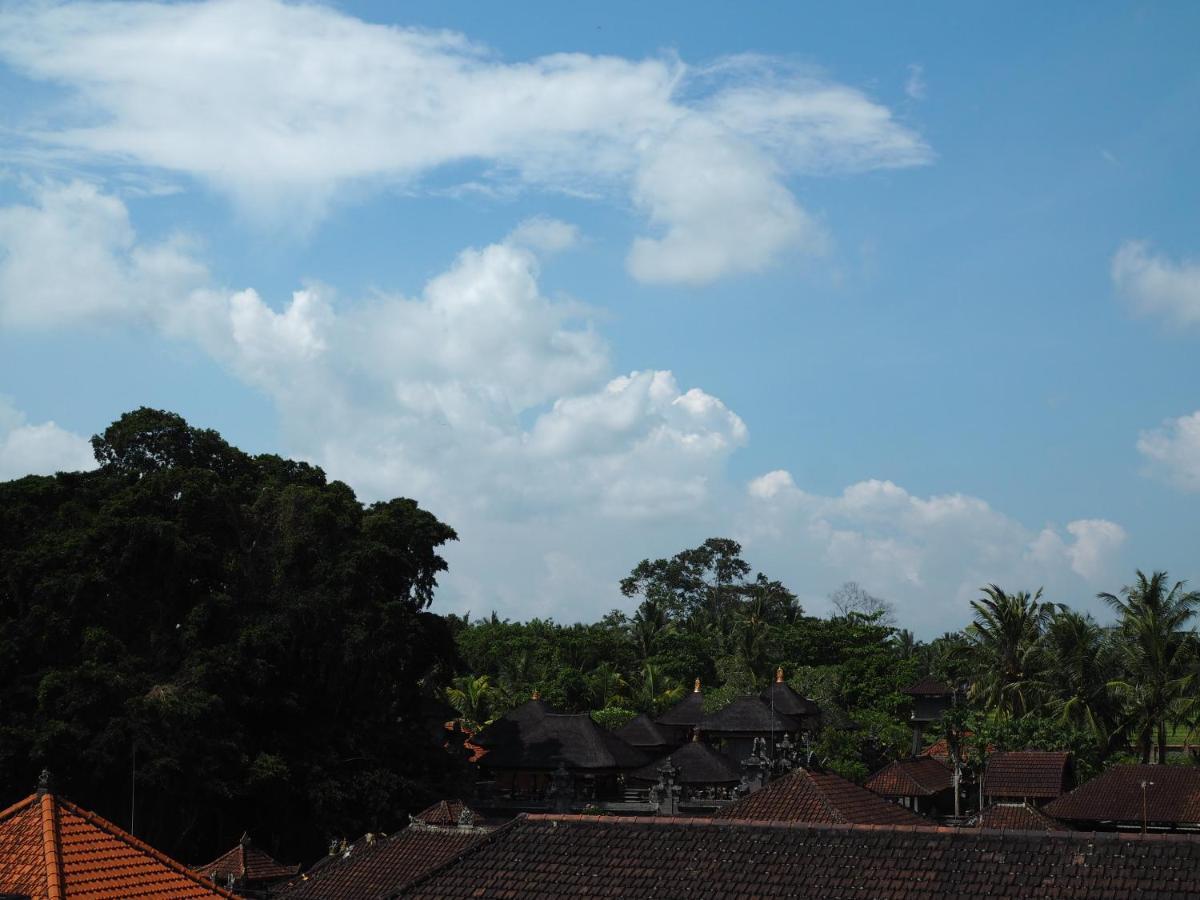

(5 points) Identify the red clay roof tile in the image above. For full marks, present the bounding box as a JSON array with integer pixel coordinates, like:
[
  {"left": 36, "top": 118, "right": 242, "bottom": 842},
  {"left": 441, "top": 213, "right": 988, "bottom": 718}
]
[
  {"left": 867, "top": 757, "right": 955, "bottom": 798},
  {"left": 0, "top": 791, "right": 236, "bottom": 899},
  {"left": 713, "top": 769, "right": 929, "bottom": 826},
  {"left": 984, "top": 752, "right": 1072, "bottom": 800}
]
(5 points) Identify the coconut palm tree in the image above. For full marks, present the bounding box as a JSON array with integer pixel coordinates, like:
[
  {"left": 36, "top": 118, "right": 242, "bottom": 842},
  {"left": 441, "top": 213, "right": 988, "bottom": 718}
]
[
  {"left": 634, "top": 662, "right": 683, "bottom": 714},
  {"left": 1037, "top": 609, "right": 1119, "bottom": 750},
  {"left": 630, "top": 598, "right": 672, "bottom": 662},
  {"left": 445, "top": 674, "right": 494, "bottom": 732},
  {"left": 966, "top": 585, "right": 1059, "bottom": 718},
  {"left": 1100, "top": 571, "right": 1200, "bottom": 764}
]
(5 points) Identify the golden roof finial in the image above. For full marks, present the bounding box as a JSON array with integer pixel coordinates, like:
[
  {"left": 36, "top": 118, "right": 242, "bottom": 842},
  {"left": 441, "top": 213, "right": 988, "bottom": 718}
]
[
  {"left": 531, "top": 689, "right": 541, "bottom": 700},
  {"left": 692, "top": 726, "right": 701, "bottom": 742},
  {"left": 693, "top": 677, "right": 701, "bottom": 693},
  {"left": 776, "top": 667, "right": 785, "bottom": 684}
]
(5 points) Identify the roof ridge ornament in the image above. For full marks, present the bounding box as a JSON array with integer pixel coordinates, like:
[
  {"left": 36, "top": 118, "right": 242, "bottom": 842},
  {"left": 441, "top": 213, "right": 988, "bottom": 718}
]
[
  {"left": 37, "top": 768, "right": 53, "bottom": 796},
  {"left": 776, "top": 667, "right": 784, "bottom": 683},
  {"left": 693, "top": 678, "right": 701, "bottom": 693}
]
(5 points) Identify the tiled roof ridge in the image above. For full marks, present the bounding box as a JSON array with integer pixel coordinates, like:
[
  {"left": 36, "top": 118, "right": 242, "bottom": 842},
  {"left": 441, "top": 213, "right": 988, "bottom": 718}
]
[
  {"left": 382, "top": 814, "right": 527, "bottom": 898},
  {"left": 805, "top": 771, "right": 851, "bottom": 824},
  {"left": 51, "top": 793, "right": 241, "bottom": 899},
  {"left": 196, "top": 841, "right": 246, "bottom": 877},
  {"left": 519, "top": 813, "right": 1200, "bottom": 841},
  {"left": 40, "top": 792, "right": 65, "bottom": 900},
  {"left": 0, "top": 792, "right": 37, "bottom": 823}
]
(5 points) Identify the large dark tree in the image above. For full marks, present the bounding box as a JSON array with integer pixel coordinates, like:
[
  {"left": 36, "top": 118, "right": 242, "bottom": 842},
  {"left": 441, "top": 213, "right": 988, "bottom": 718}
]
[{"left": 0, "top": 408, "right": 460, "bottom": 864}]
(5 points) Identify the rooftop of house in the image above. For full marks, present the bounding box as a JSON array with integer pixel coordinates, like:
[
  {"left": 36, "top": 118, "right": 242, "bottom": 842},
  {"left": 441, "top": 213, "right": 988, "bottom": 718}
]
[
  {"left": 0, "top": 786, "right": 237, "bottom": 899},
  {"left": 902, "top": 676, "right": 955, "bottom": 696},
  {"left": 969, "top": 802, "right": 1068, "bottom": 832},
  {"left": 712, "top": 769, "right": 929, "bottom": 826},
  {"left": 629, "top": 737, "right": 741, "bottom": 786},
  {"left": 475, "top": 712, "right": 647, "bottom": 771},
  {"left": 469, "top": 696, "right": 559, "bottom": 751},
  {"left": 193, "top": 832, "right": 299, "bottom": 886},
  {"left": 614, "top": 714, "right": 672, "bottom": 750},
  {"left": 275, "top": 824, "right": 486, "bottom": 900},
  {"left": 866, "top": 757, "right": 955, "bottom": 798},
  {"left": 700, "top": 695, "right": 797, "bottom": 734},
  {"left": 654, "top": 680, "right": 706, "bottom": 728},
  {"left": 984, "top": 751, "right": 1072, "bottom": 800},
  {"left": 760, "top": 669, "right": 819, "bottom": 718},
  {"left": 1045, "top": 764, "right": 1200, "bottom": 826},
  {"left": 395, "top": 814, "right": 1200, "bottom": 899},
  {"left": 410, "top": 800, "right": 481, "bottom": 828}
]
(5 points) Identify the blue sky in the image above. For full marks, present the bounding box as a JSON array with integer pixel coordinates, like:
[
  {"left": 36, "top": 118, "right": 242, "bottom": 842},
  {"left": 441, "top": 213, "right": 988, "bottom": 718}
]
[{"left": 0, "top": 1, "right": 1197, "bottom": 635}]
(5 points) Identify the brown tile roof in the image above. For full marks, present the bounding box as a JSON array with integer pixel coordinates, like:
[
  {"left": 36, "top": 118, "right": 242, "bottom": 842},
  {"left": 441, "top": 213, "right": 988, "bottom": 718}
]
[
  {"left": 0, "top": 791, "right": 237, "bottom": 899},
  {"left": 903, "top": 676, "right": 954, "bottom": 695},
  {"left": 866, "top": 757, "right": 955, "bottom": 798},
  {"left": 411, "top": 800, "right": 478, "bottom": 828},
  {"left": 397, "top": 815, "right": 1200, "bottom": 899},
  {"left": 193, "top": 833, "right": 299, "bottom": 885},
  {"left": 614, "top": 714, "right": 671, "bottom": 750},
  {"left": 921, "top": 732, "right": 993, "bottom": 764},
  {"left": 630, "top": 740, "right": 741, "bottom": 786},
  {"left": 712, "top": 769, "right": 929, "bottom": 826},
  {"left": 276, "top": 825, "right": 484, "bottom": 900},
  {"left": 984, "top": 751, "right": 1072, "bottom": 800},
  {"left": 1045, "top": 764, "right": 1200, "bottom": 827},
  {"left": 700, "top": 696, "right": 797, "bottom": 734},
  {"left": 969, "top": 802, "right": 1068, "bottom": 832},
  {"left": 477, "top": 712, "right": 647, "bottom": 771}
]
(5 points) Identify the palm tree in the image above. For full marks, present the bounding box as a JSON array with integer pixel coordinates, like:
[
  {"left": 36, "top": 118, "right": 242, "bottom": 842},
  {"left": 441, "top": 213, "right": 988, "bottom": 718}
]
[
  {"left": 966, "top": 585, "right": 1058, "bottom": 718},
  {"left": 1037, "top": 609, "right": 1118, "bottom": 750},
  {"left": 445, "top": 674, "right": 494, "bottom": 732},
  {"left": 634, "top": 662, "right": 683, "bottom": 715},
  {"left": 1100, "top": 571, "right": 1200, "bottom": 764},
  {"left": 587, "top": 662, "right": 629, "bottom": 709},
  {"left": 630, "top": 598, "right": 672, "bottom": 662}
]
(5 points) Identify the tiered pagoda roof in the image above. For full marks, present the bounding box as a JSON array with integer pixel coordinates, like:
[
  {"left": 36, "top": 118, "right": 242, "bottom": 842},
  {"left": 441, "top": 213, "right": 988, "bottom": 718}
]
[
  {"left": 615, "top": 714, "right": 672, "bottom": 753},
  {"left": 655, "top": 679, "right": 706, "bottom": 730},
  {"left": 478, "top": 713, "right": 647, "bottom": 771},
  {"left": 630, "top": 739, "right": 741, "bottom": 786},
  {"left": 760, "top": 668, "right": 820, "bottom": 718},
  {"left": 700, "top": 696, "right": 796, "bottom": 734}
]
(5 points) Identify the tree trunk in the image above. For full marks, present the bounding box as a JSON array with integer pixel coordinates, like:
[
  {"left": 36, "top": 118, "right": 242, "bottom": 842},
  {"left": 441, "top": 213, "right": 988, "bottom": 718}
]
[{"left": 1158, "top": 721, "right": 1168, "bottom": 765}]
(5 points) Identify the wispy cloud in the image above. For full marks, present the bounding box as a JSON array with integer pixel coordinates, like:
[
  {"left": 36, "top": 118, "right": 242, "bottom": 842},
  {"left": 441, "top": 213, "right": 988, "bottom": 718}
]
[
  {"left": 905, "top": 63, "right": 926, "bottom": 100},
  {"left": 0, "top": 0, "right": 931, "bottom": 285}
]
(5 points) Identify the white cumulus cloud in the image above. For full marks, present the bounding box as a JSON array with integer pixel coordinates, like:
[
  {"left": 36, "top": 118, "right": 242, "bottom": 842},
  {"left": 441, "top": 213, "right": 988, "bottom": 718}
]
[
  {"left": 0, "top": 0, "right": 930, "bottom": 284},
  {"left": 1112, "top": 240, "right": 1200, "bottom": 328},
  {"left": 1138, "top": 410, "right": 1200, "bottom": 491},
  {"left": 0, "top": 397, "right": 96, "bottom": 479}
]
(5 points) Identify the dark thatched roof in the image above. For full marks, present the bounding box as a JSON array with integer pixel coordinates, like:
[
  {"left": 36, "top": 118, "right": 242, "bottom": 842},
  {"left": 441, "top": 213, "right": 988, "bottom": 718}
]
[
  {"left": 760, "top": 678, "right": 819, "bottom": 718},
  {"left": 630, "top": 740, "right": 741, "bottom": 786},
  {"left": 479, "top": 713, "right": 648, "bottom": 771},
  {"left": 470, "top": 698, "right": 558, "bottom": 751},
  {"left": 701, "top": 696, "right": 797, "bottom": 734},
  {"left": 615, "top": 714, "right": 671, "bottom": 750},
  {"left": 655, "top": 686, "right": 705, "bottom": 728}
]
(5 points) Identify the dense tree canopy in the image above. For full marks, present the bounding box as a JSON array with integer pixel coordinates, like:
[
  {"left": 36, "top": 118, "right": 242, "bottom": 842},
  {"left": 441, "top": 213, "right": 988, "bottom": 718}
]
[{"left": 0, "top": 409, "right": 461, "bottom": 863}]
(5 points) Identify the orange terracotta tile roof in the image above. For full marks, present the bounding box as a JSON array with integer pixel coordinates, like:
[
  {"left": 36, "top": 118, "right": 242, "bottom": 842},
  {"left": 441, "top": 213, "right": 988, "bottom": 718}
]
[
  {"left": 866, "top": 757, "right": 955, "bottom": 798},
  {"left": 192, "top": 833, "right": 299, "bottom": 885},
  {"left": 0, "top": 791, "right": 237, "bottom": 899},
  {"left": 712, "top": 769, "right": 929, "bottom": 826}
]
